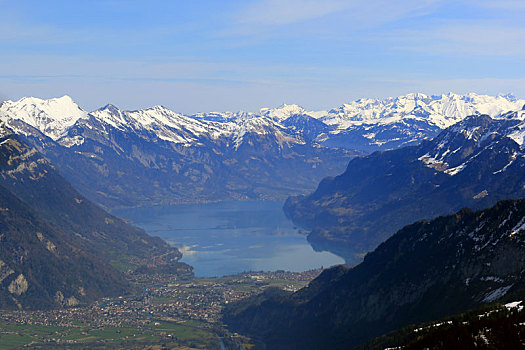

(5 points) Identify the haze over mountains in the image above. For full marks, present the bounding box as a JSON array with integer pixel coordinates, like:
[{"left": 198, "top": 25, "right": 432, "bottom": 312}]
[
  {"left": 0, "top": 92, "right": 521, "bottom": 208},
  {"left": 1, "top": 92, "right": 523, "bottom": 263}
]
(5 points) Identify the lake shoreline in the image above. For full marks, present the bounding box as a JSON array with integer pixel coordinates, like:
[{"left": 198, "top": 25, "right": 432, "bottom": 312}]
[{"left": 114, "top": 200, "right": 345, "bottom": 277}]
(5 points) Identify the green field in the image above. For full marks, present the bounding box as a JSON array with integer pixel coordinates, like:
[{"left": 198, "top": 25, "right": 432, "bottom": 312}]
[{"left": 0, "top": 320, "right": 221, "bottom": 349}]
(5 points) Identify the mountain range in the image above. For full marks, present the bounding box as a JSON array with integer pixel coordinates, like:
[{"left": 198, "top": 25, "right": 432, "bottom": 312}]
[
  {"left": 0, "top": 92, "right": 521, "bottom": 208},
  {"left": 285, "top": 107, "right": 525, "bottom": 261},
  {"left": 224, "top": 198, "right": 525, "bottom": 349},
  {"left": 1, "top": 91, "right": 523, "bottom": 312},
  {"left": 0, "top": 96, "right": 355, "bottom": 208},
  {"left": 220, "top": 93, "right": 525, "bottom": 349},
  {"left": 315, "top": 92, "right": 524, "bottom": 151}
]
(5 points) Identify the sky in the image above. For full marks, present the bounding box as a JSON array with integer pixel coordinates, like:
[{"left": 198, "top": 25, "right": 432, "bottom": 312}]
[{"left": 1, "top": 0, "right": 525, "bottom": 113}]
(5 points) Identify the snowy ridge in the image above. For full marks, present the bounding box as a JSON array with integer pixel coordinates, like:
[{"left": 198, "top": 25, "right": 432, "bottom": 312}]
[
  {"left": 321, "top": 92, "right": 525, "bottom": 129},
  {"left": 90, "top": 105, "right": 305, "bottom": 148},
  {"left": 193, "top": 93, "right": 524, "bottom": 137},
  {"left": 226, "top": 116, "right": 306, "bottom": 148},
  {"left": 0, "top": 92, "right": 523, "bottom": 152},
  {"left": 415, "top": 111, "right": 525, "bottom": 177},
  {"left": 90, "top": 104, "right": 228, "bottom": 145},
  {"left": 0, "top": 96, "right": 310, "bottom": 149}
]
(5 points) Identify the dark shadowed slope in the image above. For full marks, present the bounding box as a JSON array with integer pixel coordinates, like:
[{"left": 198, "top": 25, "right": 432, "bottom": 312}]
[
  {"left": 0, "top": 182, "right": 129, "bottom": 309},
  {"left": 225, "top": 199, "right": 525, "bottom": 349}
]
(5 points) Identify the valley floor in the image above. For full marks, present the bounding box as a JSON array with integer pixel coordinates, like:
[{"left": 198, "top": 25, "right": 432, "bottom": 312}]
[{"left": 0, "top": 269, "right": 321, "bottom": 349}]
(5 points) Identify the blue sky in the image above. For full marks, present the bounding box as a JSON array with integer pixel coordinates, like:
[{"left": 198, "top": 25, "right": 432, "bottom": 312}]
[{"left": 1, "top": 0, "right": 524, "bottom": 113}]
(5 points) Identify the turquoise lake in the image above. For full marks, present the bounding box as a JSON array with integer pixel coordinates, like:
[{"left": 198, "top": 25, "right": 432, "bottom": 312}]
[{"left": 114, "top": 201, "right": 344, "bottom": 277}]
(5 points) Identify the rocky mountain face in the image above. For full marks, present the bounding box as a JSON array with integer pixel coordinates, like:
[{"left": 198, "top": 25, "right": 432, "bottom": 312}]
[
  {"left": 223, "top": 199, "right": 525, "bottom": 349},
  {"left": 0, "top": 132, "right": 191, "bottom": 309},
  {"left": 0, "top": 93, "right": 519, "bottom": 208},
  {"left": 285, "top": 109, "right": 525, "bottom": 261}
]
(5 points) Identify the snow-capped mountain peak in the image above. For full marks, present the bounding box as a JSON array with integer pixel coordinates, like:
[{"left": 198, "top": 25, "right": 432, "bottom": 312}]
[
  {"left": 260, "top": 103, "right": 308, "bottom": 121},
  {"left": 0, "top": 95, "right": 88, "bottom": 140}
]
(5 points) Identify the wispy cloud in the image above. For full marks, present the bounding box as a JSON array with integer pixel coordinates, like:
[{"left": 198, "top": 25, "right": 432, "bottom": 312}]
[
  {"left": 476, "top": 0, "right": 525, "bottom": 10},
  {"left": 237, "top": 0, "right": 350, "bottom": 26},
  {"left": 0, "top": 54, "right": 371, "bottom": 112},
  {"left": 386, "top": 21, "right": 525, "bottom": 57},
  {"left": 232, "top": 0, "right": 443, "bottom": 33},
  {"left": 0, "top": 19, "right": 81, "bottom": 45},
  {"left": 1, "top": 1, "right": 524, "bottom": 112}
]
